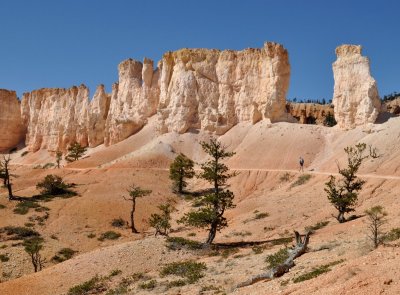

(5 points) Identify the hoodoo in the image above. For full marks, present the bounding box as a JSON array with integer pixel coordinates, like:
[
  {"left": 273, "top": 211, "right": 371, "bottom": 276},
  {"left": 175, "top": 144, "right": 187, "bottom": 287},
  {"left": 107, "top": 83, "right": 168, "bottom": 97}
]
[{"left": 332, "top": 45, "right": 381, "bottom": 129}]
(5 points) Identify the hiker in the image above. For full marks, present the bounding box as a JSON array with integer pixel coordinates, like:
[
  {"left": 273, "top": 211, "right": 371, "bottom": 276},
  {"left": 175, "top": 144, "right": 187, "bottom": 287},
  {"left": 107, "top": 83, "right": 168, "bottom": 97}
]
[{"left": 299, "top": 156, "right": 304, "bottom": 172}]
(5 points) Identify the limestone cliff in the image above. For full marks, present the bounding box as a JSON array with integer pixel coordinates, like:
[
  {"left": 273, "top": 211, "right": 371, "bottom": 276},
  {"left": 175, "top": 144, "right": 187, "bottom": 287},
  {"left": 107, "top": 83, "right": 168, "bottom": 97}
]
[
  {"left": 21, "top": 85, "right": 91, "bottom": 152},
  {"left": 287, "top": 102, "right": 334, "bottom": 125},
  {"left": 0, "top": 90, "right": 24, "bottom": 152},
  {"left": 88, "top": 85, "right": 111, "bottom": 147},
  {"left": 104, "top": 58, "right": 160, "bottom": 145},
  {"left": 157, "top": 42, "right": 291, "bottom": 134},
  {"left": 332, "top": 45, "right": 381, "bottom": 129}
]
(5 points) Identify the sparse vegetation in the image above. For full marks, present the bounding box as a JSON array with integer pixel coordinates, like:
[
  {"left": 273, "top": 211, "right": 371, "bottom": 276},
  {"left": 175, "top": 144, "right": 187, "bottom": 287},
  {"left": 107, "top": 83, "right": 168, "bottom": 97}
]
[
  {"left": 55, "top": 151, "right": 63, "bottom": 168},
  {"left": 0, "top": 204, "right": 6, "bottom": 209},
  {"left": 265, "top": 248, "right": 289, "bottom": 269},
  {"left": 0, "top": 254, "right": 9, "bottom": 262},
  {"left": 305, "top": 221, "right": 330, "bottom": 233},
  {"left": 123, "top": 185, "right": 152, "bottom": 233},
  {"left": 21, "top": 151, "right": 29, "bottom": 157},
  {"left": 384, "top": 228, "right": 400, "bottom": 242},
  {"left": 111, "top": 218, "right": 125, "bottom": 228},
  {"left": 293, "top": 260, "right": 344, "bottom": 283},
  {"left": 87, "top": 233, "right": 96, "bottom": 239},
  {"left": 98, "top": 231, "right": 121, "bottom": 241},
  {"left": 160, "top": 261, "right": 207, "bottom": 284},
  {"left": 279, "top": 172, "right": 293, "bottom": 183},
  {"left": 139, "top": 279, "right": 157, "bottom": 290},
  {"left": 323, "top": 112, "right": 337, "bottom": 127},
  {"left": 165, "top": 237, "right": 203, "bottom": 250},
  {"left": 325, "top": 143, "right": 368, "bottom": 223},
  {"left": 109, "top": 269, "right": 122, "bottom": 277},
  {"left": 365, "top": 205, "right": 387, "bottom": 248},
  {"left": 68, "top": 275, "right": 105, "bottom": 295},
  {"left": 291, "top": 174, "right": 312, "bottom": 188},
  {"left": 1, "top": 226, "right": 40, "bottom": 240},
  {"left": 169, "top": 153, "right": 195, "bottom": 193},
  {"left": 36, "top": 174, "right": 70, "bottom": 195},
  {"left": 13, "top": 200, "right": 41, "bottom": 215},
  {"left": 52, "top": 248, "right": 77, "bottom": 263},
  {"left": 255, "top": 212, "right": 269, "bottom": 219},
  {"left": 179, "top": 138, "right": 236, "bottom": 244}
]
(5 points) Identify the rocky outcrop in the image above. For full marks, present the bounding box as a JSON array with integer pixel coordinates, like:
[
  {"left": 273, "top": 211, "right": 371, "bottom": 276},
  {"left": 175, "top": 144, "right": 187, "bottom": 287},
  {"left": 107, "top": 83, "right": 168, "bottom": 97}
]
[
  {"left": 157, "top": 42, "right": 291, "bottom": 134},
  {"left": 0, "top": 90, "right": 24, "bottom": 152},
  {"left": 287, "top": 102, "right": 334, "bottom": 125},
  {"left": 21, "top": 85, "right": 91, "bottom": 152},
  {"left": 88, "top": 85, "right": 111, "bottom": 147},
  {"left": 104, "top": 58, "right": 160, "bottom": 145},
  {"left": 384, "top": 97, "right": 400, "bottom": 115},
  {"left": 332, "top": 45, "right": 381, "bottom": 129}
]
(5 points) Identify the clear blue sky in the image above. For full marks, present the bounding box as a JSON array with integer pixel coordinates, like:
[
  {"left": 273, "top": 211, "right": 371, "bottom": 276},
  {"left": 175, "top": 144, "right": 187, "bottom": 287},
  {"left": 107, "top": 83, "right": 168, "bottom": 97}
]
[{"left": 1, "top": 0, "right": 399, "bottom": 100}]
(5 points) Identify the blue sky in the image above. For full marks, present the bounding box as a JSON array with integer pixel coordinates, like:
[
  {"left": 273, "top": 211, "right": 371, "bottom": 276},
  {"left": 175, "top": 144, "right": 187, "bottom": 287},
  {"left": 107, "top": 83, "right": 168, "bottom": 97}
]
[{"left": 1, "top": 0, "right": 398, "bottom": 100}]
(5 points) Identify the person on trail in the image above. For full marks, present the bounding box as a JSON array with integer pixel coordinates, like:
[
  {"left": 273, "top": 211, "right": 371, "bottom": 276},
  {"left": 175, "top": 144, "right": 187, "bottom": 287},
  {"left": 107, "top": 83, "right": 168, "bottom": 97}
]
[{"left": 299, "top": 156, "right": 304, "bottom": 172}]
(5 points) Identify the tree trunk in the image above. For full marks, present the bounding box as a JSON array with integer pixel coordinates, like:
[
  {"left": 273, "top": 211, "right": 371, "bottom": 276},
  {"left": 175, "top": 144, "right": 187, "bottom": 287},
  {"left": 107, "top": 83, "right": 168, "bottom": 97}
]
[
  {"left": 338, "top": 211, "right": 345, "bottom": 223},
  {"left": 179, "top": 174, "right": 183, "bottom": 194},
  {"left": 131, "top": 199, "right": 138, "bottom": 233},
  {"left": 236, "top": 231, "right": 310, "bottom": 288},
  {"left": 6, "top": 179, "right": 13, "bottom": 201},
  {"left": 206, "top": 222, "right": 217, "bottom": 244}
]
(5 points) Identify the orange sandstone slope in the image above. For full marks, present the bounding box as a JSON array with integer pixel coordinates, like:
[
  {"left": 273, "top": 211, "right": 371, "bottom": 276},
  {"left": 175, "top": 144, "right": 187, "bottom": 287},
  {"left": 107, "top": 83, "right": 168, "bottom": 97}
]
[{"left": 0, "top": 116, "right": 400, "bottom": 295}]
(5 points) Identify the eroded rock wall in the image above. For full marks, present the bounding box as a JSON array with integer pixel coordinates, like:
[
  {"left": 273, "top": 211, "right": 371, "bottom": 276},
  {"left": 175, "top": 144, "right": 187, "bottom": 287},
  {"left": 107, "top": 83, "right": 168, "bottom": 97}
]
[
  {"left": 287, "top": 102, "right": 334, "bottom": 125},
  {"left": 104, "top": 58, "right": 160, "bottom": 145},
  {"left": 157, "top": 42, "right": 291, "bottom": 134},
  {"left": 21, "top": 85, "right": 91, "bottom": 152},
  {"left": 0, "top": 89, "right": 24, "bottom": 152},
  {"left": 332, "top": 45, "right": 381, "bottom": 129}
]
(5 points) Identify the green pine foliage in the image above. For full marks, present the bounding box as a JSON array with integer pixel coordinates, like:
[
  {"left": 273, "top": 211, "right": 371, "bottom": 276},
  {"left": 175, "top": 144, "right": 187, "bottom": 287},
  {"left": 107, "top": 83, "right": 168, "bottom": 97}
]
[
  {"left": 325, "top": 143, "right": 368, "bottom": 223},
  {"left": 65, "top": 142, "right": 87, "bottom": 162},
  {"left": 169, "top": 153, "right": 195, "bottom": 193},
  {"left": 179, "top": 138, "right": 236, "bottom": 244},
  {"left": 148, "top": 203, "right": 174, "bottom": 236}
]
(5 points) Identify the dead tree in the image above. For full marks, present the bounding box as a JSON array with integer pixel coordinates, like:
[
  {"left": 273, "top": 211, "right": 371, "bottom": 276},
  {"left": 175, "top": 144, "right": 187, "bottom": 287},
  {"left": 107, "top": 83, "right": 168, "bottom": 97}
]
[
  {"left": 236, "top": 231, "right": 310, "bottom": 288},
  {"left": 0, "top": 155, "right": 14, "bottom": 200}
]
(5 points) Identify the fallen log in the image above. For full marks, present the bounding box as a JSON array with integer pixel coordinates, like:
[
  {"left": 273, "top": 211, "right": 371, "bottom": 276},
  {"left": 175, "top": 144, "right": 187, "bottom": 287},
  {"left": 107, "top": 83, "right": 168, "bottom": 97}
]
[{"left": 236, "top": 231, "right": 310, "bottom": 288}]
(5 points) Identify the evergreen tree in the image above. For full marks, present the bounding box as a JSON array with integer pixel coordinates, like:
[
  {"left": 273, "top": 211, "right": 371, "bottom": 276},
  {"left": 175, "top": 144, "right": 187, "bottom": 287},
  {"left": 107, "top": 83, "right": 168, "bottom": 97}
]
[
  {"left": 65, "top": 142, "right": 87, "bottom": 162},
  {"left": 169, "top": 153, "right": 195, "bottom": 193},
  {"left": 55, "top": 151, "right": 63, "bottom": 168},
  {"left": 148, "top": 203, "right": 174, "bottom": 236},
  {"left": 325, "top": 143, "right": 368, "bottom": 223},
  {"left": 123, "top": 185, "right": 152, "bottom": 233},
  {"left": 23, "top": 237, "right": 45, "bottom": 272},
  {"left": 365, "top": 205, "right": 387, "bottom": 248},
  {"left": 179, "top": 138, "right": 236, "bottom": 244}
]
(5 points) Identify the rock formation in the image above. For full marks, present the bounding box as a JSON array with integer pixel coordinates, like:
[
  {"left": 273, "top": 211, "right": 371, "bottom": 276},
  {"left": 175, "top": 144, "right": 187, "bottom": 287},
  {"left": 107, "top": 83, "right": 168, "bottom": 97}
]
[
  {"left": 157, "top": 42, "right": 291, "bottom": 134},
  {"left": 332, "top": 45, "right": 381, "bottom": 129},
  {"left": 88, "top": 85, "right": 111, "bottom": 147},
  {"left": 0, "top": 90, "right": 24, "bottom": 152},
  {"left": 287, "top": 102, "right": 334, "bottom": 125},
  {"left": 104, "top": 58, "right": 160, "bottom": 145},
  {"left": 21, "top": 85, "right": 90, "bottom": 152}
]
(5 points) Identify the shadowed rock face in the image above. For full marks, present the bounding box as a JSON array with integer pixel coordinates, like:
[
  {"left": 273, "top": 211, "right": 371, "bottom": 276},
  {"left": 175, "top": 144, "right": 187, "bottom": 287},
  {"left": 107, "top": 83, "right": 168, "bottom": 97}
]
[
  {"left": 287, "top": 103, "right": 334, "bottom": 125},
  {"left": 332, "top": 45, "right": 381, "bottom": 129},
  {"left": 157, "top": 42, "right": 291, "bottom": 135},
  {"left": 0, "top": 89, "right": 24, "bottom": 152}
]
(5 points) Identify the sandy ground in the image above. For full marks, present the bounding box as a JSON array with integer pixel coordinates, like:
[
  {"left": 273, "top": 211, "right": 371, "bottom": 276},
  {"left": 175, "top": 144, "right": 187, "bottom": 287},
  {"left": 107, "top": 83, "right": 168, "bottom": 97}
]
[{"left": 0, "top": 115, "right": 400, "bottom": 294}]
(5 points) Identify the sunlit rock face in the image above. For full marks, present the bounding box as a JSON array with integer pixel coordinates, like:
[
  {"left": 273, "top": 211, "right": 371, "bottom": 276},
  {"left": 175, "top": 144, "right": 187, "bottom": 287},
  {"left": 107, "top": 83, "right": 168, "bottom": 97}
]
[
  {"left": 0, "top": 89, "right": 24, "bottom": 152},
  {"left": 157, "top": 42, "right": 291, "bottom": 135},
  {"left": 332, "top": 45, "right": 381, "bottom": 129},
  {"left": 21, "top": 85, "right": 91, "bottom": 152},
  {"left": 104, "top": 58, "right": 160, "bottom": 146},
  {"left": 88, "top": 85, "right": 111, "bottom": 147}
]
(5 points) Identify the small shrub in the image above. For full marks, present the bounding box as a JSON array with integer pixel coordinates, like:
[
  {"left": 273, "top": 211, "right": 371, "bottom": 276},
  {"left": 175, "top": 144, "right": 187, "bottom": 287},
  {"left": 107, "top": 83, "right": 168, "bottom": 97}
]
[
  {"left": 50, "top": 234, "right": 58, "bottom": 240},
  {"left": 13, "top": 201, "right": 41, "bottom": 215},
  {"left": 109, "top": 269, "right": 122, "bottom": 277},
  {"left": 252, "top": 245, "right": 264, "bottom": 254},
  {"left": 305, "top": 221, "right": 330, "bottom": 233},
  {"left": 160, "top": 261, "right": 207, "bottom": 284},
  {"left": 166, "top": 279, "right": 187, "bottom": 288},
  {"left": 139, "top": 279, "right": 157, "bottom": 290},
  {"left": 52, "top": 248, "right": 77, "bottom": 263},
  {"left": 111, "top": 218, "right": 125, "bottom": 228},
  {"left": 231, "top": 230, "right": 252, "bottom": 237},
  {"left": 221, "top": 248, "right": 239, "bottom": 259},
  {"left": 68, "top": 276, "right": 105, "bottom": 295},
  {"left": 290, "top": 174, "right": 312, "bottom": 188},
  {"left": 36, "top": 174, "right": 69, "bottom": 195},
  {"left": 42, "top": 163, "right": 55, "bottom": 169},
  {"left": 21, "top": 151, "right": 29, "bottom": 157},
  {"left": 0, "top": 204, "right": 6, "bottom": 209},
  {"left": 255, "top": 212, "right": 269, "bottom": 219},
  {"left": 98, "top": 231, "right": 121, "bottom": 241},
  {"left": 24, "top": 222, "right": 35, "bottom": 228},
  {"left": 187, "top": 232, "right": 196, "bottom": 237},
  {"left": 87, "top": 233, "right": 96, "bottom": 239},
  {"left": 0, "top": 254, "right": 9, "bottom": 262},
  {"left": 165, "top": 237, "right": 203, "bottom": 250},
  {"left": 2, "top": 226, "right": 40, "bottom": 240},
  {"left": 384, "top": 228, "right": 400, "bottom": 242},
  {"left": 105, "top": 285, "right": 128, "bottom": 295},
  {"left": 280, "top": 172, "right": 293, "bottom": 183},
  {"left": 293, "top": 260, "right": 344, "bottom": 283},
  {"left": 265, "top": 248, "right": 289, "bottom": 269}
]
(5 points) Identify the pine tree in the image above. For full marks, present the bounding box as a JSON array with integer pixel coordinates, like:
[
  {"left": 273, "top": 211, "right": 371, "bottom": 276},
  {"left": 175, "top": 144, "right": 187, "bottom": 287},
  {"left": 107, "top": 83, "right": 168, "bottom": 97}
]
[
  {"left": 65, "top": 142, "right": 87, "bottom": 162},
  {"left": 148, "top": 203, "right": 174, "bottom": 236},
  {"left": 123, "top": 185, "right": 152, "bottom": 233},
  {"left": 325, "top": 143, "right": 368, "bottom": 223},
  {"left": 23, "top": 237, "right": 45, "bottom": 272},
  {"left": 365, "top": 205, "right": 387, "bottom": 248},
  {"left": 179, "top": 138, "right": 236, "bottom": 244},
  {"left": 169, "top": 153, "right": 195, "bottom": 193}
]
